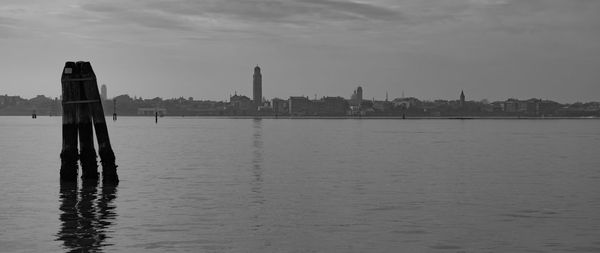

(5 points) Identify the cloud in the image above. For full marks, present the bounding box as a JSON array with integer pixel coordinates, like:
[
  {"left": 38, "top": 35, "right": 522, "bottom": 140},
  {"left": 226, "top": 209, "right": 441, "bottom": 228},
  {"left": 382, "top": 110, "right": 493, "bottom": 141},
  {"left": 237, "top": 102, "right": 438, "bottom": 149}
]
[
  {"left": 496, "top": 1, "right": 600, "bottom": 36},
  {"left": 5, "top": 0, "right": 600, "bottom": 46},
  {"left": 301, "top": 0, "right": 404, "bottom": 21},
  {"left": 202, "top": 0, "right": 405, "bottom": 23},
  {"left": 80, "top": 2, "right": 194, "bottom": 31},
  {"left": 80, "top": 0, "right": 405, "bottom": 30},
  {"left": 0, "top": 14, "right": 28, "bottom": 38},
  {"left": 0, "top": 16, "right": 18, "bottom": 25}
]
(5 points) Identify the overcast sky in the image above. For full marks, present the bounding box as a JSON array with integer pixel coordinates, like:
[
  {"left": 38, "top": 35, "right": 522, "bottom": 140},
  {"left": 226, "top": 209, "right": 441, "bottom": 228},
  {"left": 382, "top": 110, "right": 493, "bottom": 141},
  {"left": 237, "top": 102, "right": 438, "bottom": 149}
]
[{"left": 1, "top": 0, "right": 599, "bottom": 102}]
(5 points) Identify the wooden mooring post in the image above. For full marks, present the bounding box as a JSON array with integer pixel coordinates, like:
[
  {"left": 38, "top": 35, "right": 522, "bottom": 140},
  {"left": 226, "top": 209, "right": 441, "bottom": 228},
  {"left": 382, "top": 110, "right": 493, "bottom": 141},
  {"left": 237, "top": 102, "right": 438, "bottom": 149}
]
[
  {"left": 112, "top": 99, "right": 117, "bottom": 121},
  {"left": 60, "top": 61, "right": 118, "bottom": 183}
]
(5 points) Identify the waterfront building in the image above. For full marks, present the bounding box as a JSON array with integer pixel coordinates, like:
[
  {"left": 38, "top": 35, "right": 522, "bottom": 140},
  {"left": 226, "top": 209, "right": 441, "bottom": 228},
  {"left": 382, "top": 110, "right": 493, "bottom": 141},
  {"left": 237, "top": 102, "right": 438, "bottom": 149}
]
[
  {"left": 392, "top": 97, "right": 418, "bottom": 109},
  {"left": 0, "top": 95, "right": 24, "bottom": 106},
  {"left": 517, "top": 100, "right": 529, "bottom": 113},
  {"left": 322, "top": 96, "right": 348, "bottom": 115},
  {"left": 504, "top": 99, "right": 519, "bottom": 113},
  {"left": 230, "top": 94, "right": 253, "bottom": 116},
  {"left": 137, "top": 107, "right": 166, "bottom": 116},
  {"left": 271, "top": 98, "right": 288, "bottom": 115},
  {"left": 372, "top": 100, "right": 393, "bottom": 113},
  {"left": 289, "top": 96, "right": 310, "bottom": 116},
  {"left": 526, "top": 99, "right": 541, "bottom": 116},
  {"left": 502, "top": 98, "right": 542, "bottom": 115}
]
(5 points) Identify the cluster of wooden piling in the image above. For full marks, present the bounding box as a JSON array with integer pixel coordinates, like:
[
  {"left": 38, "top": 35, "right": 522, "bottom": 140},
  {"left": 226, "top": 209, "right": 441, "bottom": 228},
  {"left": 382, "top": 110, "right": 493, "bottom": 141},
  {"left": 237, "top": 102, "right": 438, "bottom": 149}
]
[{"left": 60, "top": 61, "right": 118, "bottom": 183}]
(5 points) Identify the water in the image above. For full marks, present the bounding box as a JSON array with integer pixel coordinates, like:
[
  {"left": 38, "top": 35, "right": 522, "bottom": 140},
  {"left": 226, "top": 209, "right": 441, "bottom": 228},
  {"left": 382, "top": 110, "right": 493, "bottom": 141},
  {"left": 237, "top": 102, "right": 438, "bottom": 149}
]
[{"left": 1, "top": 116, "right": 600, "bottom": 252}]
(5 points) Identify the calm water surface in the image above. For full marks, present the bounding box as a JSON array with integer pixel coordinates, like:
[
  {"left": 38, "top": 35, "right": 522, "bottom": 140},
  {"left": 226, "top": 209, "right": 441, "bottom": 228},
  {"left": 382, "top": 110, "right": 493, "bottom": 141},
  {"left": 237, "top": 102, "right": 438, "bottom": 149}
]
[{"left": 1, "top": 116, "right": 599, "bottom": 252}]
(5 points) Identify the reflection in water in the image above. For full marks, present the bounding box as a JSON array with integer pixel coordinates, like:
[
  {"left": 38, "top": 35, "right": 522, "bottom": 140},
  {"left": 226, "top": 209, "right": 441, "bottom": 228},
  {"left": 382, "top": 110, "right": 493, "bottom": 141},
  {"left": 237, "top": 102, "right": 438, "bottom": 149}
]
[
  {"left": 252, "top": 119, "right": 264, "bottom": 185},
  {"left": 251, "top": 119, "right": 265, "bottom": 209},
  {"left": 57, "top": 180, "right": 118, "bottom": 252}
]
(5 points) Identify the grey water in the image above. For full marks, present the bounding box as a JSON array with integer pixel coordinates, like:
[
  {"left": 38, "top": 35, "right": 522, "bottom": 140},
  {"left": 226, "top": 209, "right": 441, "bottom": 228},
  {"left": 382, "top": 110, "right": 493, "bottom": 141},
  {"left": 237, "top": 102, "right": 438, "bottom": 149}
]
[{"left": 1, "top": 116, "right": 599, "bottom": 252}]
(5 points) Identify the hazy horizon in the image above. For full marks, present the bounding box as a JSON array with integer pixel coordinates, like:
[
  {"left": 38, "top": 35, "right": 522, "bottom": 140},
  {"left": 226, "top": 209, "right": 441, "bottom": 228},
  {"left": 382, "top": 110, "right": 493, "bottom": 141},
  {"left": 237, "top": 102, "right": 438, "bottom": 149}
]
[
  {"left": 5, "top": 89, "right": 600, "bottom": 104},
  {"left": 1, "top": 0, "right": 599, "bottom": 103}
]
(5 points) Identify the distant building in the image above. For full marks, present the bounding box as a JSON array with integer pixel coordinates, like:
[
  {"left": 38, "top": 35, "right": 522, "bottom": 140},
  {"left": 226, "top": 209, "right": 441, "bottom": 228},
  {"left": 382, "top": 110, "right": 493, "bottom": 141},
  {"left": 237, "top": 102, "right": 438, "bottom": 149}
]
[
  {"left": 289, "top": 96, "right": 310, "bottom": 115},
  {"left": 253, "top": 66, "right": 262, "bottom": 110},
  {"left": 350, "top": 86, "right": 363, "bottom": 106},
  {"left": 0, "top": 95, "right": 23, "bottom": 106},
  {"left": 321, "top": 96, "right": 348, "bottom": 115},
  {"left": 526, "top": 99, "right": 541, "bottom": 115},
  {"left": 504, "top": 99, "right": 519, "bottom": 113},
  {"left": 271, "top": 98, "right": 288, "bottom": 115},
  {"left": 137, "top": 108, "right": 166, "bottom": 116},
  {"left": 230, "top": 94, "right": 253, "bottom": 115},
  {"left": 460, "top": 90, "right": 465, "bottom": 107},
  {"left": 372, "top": 100, "right": 393, "bottom": 113},
  {"left": 392, "top": 97, "right": 419, "bottom": 109},
  {"left": 517, "top": 100, "right": 528, "bottom": 113},
  {"left": 101, "top": 84, "right": 107, "bottom": 100},
  {"left": 503, "top": 99, "right": 540, "bottom": 115}
]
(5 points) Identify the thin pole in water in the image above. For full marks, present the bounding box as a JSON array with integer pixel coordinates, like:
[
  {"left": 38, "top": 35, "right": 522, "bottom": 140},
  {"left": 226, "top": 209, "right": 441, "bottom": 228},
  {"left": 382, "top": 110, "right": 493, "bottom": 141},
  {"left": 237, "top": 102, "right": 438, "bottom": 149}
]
[{"left": 112, "top": 98, "right": 117, "bottom": 121}]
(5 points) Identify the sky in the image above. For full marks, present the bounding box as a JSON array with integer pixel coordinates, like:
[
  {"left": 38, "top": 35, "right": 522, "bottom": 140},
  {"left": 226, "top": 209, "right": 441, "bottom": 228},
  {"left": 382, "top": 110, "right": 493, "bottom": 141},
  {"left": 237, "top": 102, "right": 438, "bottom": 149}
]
[{"left": 1, "top": 0, "right": 599, "bottom": 103}]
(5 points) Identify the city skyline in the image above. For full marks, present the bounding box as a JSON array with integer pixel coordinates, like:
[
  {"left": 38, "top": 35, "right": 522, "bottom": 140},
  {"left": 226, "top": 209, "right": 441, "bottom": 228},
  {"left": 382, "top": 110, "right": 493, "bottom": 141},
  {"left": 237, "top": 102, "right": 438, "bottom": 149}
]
[
  {"left": 0, "top": 61, "right": 597, "bottom": 104},
  {"left": 0, "top": 61, "right": 598, "bottom": 104},
  {"left": 2, "top": 81, "right": 599, "bottom": 104},
  {"left": 1, "top": 1, "right": 599, "bottom": 103}
]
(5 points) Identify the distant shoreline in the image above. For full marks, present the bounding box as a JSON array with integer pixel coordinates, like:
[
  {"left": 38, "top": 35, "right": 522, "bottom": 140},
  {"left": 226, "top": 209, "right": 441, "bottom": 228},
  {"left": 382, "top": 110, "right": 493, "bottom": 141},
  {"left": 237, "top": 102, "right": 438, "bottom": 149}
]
[
  {"left": 2, "top": 115, "right": 598, "bottom": 120},
  {"left": 194, "top": 116, "right": 598, "bottom": 120}
]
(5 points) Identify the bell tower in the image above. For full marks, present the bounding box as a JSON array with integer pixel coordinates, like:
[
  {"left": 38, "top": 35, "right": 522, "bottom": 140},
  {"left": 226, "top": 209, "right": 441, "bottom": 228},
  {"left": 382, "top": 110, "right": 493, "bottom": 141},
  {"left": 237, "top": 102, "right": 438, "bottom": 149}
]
[{"left": 253, "top": 65, "right": 262, "bottom": 109}]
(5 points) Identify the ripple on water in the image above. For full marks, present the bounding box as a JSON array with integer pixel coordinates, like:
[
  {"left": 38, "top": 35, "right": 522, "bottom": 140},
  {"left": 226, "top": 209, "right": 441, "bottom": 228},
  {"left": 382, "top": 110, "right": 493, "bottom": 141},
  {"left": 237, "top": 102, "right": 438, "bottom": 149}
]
[
  {"left": 566, "top": 246, "right": 600, "bottom": 252},
  {"left": 2, "top": 117, "right": 600, "bottom": 252},
  {"left": 430, "top": 243, "right": 463, "bottom": 250},
  {"left": 129, "top": 240, "right": 228, "bottom": 251},
  {"left": 392, "top": 230, "right": 429, "bottom": 235},
  {"left": 501, "top": 209, "right": 560, "bottom": 219}
]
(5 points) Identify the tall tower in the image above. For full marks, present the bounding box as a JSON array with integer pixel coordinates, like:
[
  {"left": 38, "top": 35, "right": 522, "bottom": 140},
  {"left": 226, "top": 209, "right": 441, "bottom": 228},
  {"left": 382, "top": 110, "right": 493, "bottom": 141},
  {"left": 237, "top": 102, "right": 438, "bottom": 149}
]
[
  {"left": 356, "top": 86, "right": 363, "bottom": 102},
  {"left": 460, "top": 90, "right": 465, "bottom": 107},
  {"left": 101, "top": 84, "right": 107, "bottom": 100},
  {"left": 253, "top": 65, "right": 262, "bottom": 109}
]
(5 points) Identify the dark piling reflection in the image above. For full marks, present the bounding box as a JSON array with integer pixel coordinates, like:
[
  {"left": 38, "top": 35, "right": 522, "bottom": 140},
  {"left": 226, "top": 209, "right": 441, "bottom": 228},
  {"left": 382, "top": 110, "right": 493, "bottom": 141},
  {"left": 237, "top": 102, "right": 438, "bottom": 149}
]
[{"left": 57, "top": 180, "right": 118, "bottom": 252}]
